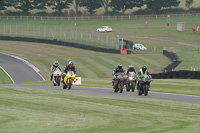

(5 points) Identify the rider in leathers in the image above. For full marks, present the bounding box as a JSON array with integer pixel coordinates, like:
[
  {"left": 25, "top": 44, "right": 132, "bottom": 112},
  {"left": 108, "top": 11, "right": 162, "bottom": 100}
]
[
  {"left": 62, "top": 61, "right": 76, "bottom": 83},
  {"left": 137, "top": 65, "right": 151, "bottom": 90},
  {"left": 50, "top": 61, "right": 62, "bottom": 82},
  {"left": 112, "top": 64, "right": 125, "bottom": 86},
  {"left": 126, "top": 65, "right": 136, "bottom": 75}
]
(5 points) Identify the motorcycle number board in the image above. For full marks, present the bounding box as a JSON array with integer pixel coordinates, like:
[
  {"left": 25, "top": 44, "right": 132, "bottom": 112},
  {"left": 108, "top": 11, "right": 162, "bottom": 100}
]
[{"left": 73, "top": 77, "right": 82, "bottom": 85}]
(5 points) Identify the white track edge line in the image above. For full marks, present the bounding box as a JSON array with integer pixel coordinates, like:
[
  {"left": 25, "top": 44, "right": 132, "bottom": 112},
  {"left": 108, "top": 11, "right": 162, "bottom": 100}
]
[{"left": 0, "top": 66, "right": 15, "bottom": 84}]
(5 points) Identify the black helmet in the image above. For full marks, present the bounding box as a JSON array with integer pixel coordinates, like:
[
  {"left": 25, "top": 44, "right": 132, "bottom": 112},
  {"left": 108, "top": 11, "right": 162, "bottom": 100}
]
[
  {"left": 142, "top": 65, "right": 147, "bottom": 71},
  {"left": 118, "top": 64, "right": 123, "bottom": 69},
  {"left": 54, "top": 61, "right": 59, "bottom": 67}
]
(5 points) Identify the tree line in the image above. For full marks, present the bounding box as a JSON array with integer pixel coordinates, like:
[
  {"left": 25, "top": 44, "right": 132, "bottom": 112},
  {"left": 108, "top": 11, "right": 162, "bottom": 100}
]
[{"left": 0, "top": 0, "right": 195, "bottom": 15}]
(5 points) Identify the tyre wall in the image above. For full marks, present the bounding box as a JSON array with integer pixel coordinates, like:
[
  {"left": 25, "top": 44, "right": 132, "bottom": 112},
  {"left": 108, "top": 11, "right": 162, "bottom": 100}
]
[
  {"left": 0, "top": 36, "right": 120, "bottom": 54},
  {"left": 152, "top": 50, "right": 200, "bottom": 79}
]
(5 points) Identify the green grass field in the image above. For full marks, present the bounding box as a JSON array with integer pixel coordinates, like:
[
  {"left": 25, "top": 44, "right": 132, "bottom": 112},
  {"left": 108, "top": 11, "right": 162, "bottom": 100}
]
[{"left": 0, "top": 86, "right": 200, "bottom": 133}]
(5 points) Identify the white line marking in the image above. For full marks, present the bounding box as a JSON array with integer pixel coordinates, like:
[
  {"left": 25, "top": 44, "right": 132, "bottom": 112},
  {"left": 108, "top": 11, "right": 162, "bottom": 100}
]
[{"left": 0, "top": 66, "right": 15, "bottom": 84}]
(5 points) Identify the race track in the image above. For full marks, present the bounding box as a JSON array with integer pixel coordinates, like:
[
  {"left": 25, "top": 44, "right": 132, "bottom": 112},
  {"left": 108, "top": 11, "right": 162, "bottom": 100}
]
[
  {"left": 1, "top": 52, "right": 200, "bottom": 104},
  {"left": 1, "top": 84, "right": 200, "bottom": 104},
  {"left": 0, "top": 53, "right": 44, "bottom": 83}
]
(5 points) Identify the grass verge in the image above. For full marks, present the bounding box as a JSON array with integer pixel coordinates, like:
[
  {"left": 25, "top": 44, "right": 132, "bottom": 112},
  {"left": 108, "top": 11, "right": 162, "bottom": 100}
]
[
  {"left": 0, "top": 86, "right": 200, "bottom": 133},
  {"left": 0, "top": 67, "right": 12, "bottom": 84}
]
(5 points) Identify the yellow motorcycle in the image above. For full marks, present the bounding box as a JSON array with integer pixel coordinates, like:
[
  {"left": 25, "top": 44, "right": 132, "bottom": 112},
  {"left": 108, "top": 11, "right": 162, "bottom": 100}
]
[{"left": 63, "top": 71, "right": 75, "bottom": 89}]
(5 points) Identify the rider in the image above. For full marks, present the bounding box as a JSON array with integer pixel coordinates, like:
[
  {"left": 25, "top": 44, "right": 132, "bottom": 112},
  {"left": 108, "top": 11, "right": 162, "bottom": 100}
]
[
  {"left": 137, "top": 65, "right": 151, "bottom": 89},
  {"left": 112, "top": 64, "right": 125, "bottom": 86},
  {"left": 62, "top": 61, "right": 76, "bottom": 83},
  {"left": 50, "top": 61, "right": 62, "bottom": 81},
  {"left": 126, "top": 65, "right": 136, "bottom": 75}
]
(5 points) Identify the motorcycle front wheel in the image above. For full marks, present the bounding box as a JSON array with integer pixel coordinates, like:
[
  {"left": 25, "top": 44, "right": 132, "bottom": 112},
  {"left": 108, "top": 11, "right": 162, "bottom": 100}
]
[
  {"left": 63, "top": 83, "right": 67, "bottom": 89},
  {"left": 126, "top": 82, "right": 130, "bottom": 92},
  {"left": 131, "top": 82, "right": 136, "bottom": 92},
  {"left": 138, "top": 84, "right": 143, "bottom": 96},
  {"left": 68, "top": 80, "right": 72, "bottom": 90},
  {"left": 144, "top": 85, "right": 149, "bottom": 96},
  {"left": 119, "top": 82, "right": 124, "bottom": 93},
  {"left": 56, "top": 78, "right": 60, "bottom": 86}
]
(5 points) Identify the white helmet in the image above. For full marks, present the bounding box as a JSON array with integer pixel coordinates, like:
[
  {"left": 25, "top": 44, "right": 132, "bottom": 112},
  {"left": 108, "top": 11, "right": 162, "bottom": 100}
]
[
  {"left": 54, "top": 61, "right": 58, "bottom": 67},
  {"left": 69, "top": 61, "right": 74, "bottom": 66}
]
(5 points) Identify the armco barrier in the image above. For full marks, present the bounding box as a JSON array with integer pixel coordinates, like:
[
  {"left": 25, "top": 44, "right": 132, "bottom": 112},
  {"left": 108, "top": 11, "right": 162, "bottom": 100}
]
[
  {"left": 152, "top": 70, "right": 200, "bottom": 79},
  {"left": 0, "top": 36, "right": 120, "bottom": 54}
]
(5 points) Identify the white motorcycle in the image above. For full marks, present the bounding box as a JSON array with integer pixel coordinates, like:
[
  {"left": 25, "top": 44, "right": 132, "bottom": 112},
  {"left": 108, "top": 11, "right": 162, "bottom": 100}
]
[
  {"left": 52, "top": 70, "right": 62, "bottom": 86},
  {"left": 126, "top": 72, "right": 137, "bottom": 92}
]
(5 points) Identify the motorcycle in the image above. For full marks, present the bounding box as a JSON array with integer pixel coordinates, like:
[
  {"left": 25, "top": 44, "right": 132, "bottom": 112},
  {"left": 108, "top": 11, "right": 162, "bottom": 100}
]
[
  {"left": 126, "top": 72, "right": 137, "bottom": 92},
  {"left": 137, "top": 75, "right": 152, "bottom": 96},
  {"left": 113, "top": 73, "right": 127, "bottom": 93},
  {"left": 63, "top": 71, "right": 75, "bottom": 89},
  {"left": 52, "top": 70, "right": 62, "bottom": 86}
]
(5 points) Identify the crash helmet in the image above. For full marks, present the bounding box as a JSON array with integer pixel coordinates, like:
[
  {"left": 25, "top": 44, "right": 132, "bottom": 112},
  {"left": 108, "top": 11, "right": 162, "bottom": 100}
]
[
  {"left": 117, "top": 64, "right": 123, "bottom": 69},
  {"left": 142, "top": 65, "right": 147, "bottom": 71},
  {"left": 54, "top": 61, "right": 59, "bottom": 67},
  {"left": 69, "top": 61, "right": 74, "bottom": 67},
  {"left": 129, "top": 65, "right": 134, "bottom": 70}
]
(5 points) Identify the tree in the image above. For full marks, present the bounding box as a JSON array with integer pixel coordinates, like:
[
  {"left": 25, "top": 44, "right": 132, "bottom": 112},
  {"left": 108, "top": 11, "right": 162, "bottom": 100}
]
[
  {"left": 102, "top": 0, "right": 110, "bottom": 14},
  {"left": 47, "top": 0, "right": 73, "bottom": 13},
  {"left": 185, "top": 0, "right": 194, "bottom": 9},
  {"left": 163, "top": 0, "right": 180, "bottom": 8},
  {"left": 0, "top": 0, "right": 8, "bottom": 11},
  {"left": 80, "top": 0, "right": 102, "bottom": 15},
  {"left": 110, "top": 0, "right": 144, "bottom": 15},
  {"left": 10, "top": 0, "right": 47, "bottom": 14},
  {"left": 146, "top": 0, "right": 180, "bottom": 13},
  {"left": 73, "top": 0, "right": 80, "bottom": 15}
]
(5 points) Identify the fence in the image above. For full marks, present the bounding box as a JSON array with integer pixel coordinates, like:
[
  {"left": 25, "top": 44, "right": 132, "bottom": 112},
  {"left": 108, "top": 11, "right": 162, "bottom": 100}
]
[
  {"left": 0, "top": 22, "right": 118, "bottom": 49},
  {"left": 0, "top": 13, "right": 200, "bottom": 21}
]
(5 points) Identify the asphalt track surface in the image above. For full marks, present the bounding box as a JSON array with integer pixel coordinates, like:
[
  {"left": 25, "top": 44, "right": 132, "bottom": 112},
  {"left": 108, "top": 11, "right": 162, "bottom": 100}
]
[
  {"left": 1, "top": 84, "right": 200, "bottom": 104},
  {"left": 0, "top": 53, "right": 44, "bottom": 83}
]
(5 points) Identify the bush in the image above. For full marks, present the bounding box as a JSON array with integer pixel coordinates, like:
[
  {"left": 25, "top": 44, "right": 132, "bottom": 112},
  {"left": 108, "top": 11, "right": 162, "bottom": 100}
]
[
  {"left": 34, "top": 11, "right": 48, "bottom": 16},
  {"left": 104, "top": 10, "right": 121, "bottom": 16},
  {"left": 189, "top": 7, "right": 200, "bottom": 13},
  {"left": 63, "top": 10, "right": 68, "bottom": 16},
  {"left": 49, "top": 11, "right": 63, "bottom": 16},
  {"left": 4, "top": 11, "right": 24, "bottom": 16},
  {"left": 68, "top": 9, "right": 76, "bottom": 16},
  {"left": 133, "top": 8, "right": 186, "bottom": 15}
]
